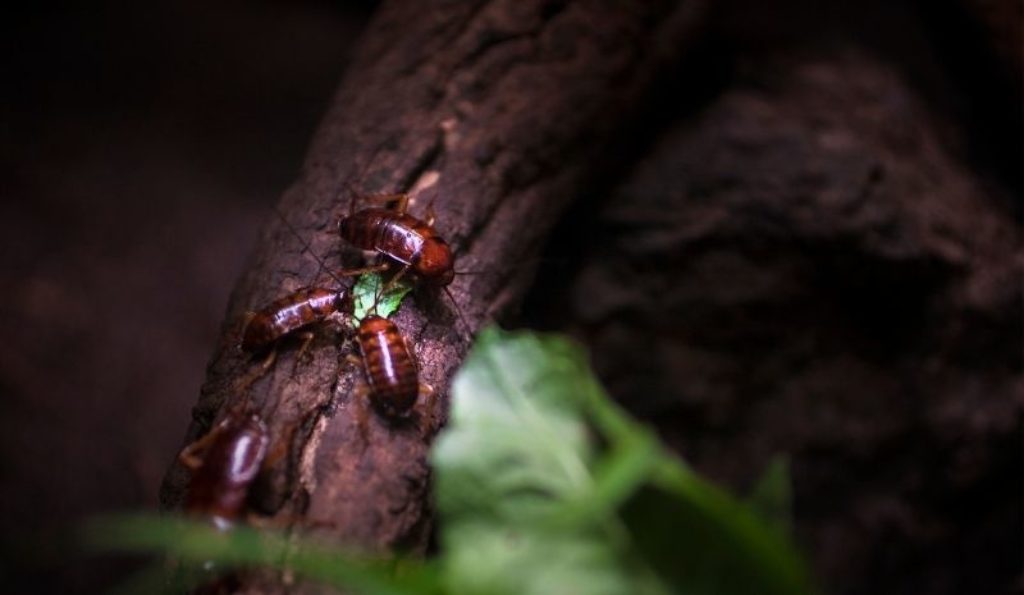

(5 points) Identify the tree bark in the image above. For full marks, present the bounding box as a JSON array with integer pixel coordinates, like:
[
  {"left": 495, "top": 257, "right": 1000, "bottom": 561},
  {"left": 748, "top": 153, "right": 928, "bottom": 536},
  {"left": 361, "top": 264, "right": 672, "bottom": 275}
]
[{"left": 159, "top": 0, "right": 706, "bottom": 580}]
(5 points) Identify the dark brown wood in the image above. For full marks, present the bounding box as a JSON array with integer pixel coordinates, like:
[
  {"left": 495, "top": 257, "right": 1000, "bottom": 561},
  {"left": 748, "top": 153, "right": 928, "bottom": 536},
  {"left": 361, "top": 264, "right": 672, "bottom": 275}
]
[
  {"left": 535, "top": 45, "right": 1022, "bottom": 595},
  {"left": 159, "top": 0, "right": 707, "bottom": 579}
]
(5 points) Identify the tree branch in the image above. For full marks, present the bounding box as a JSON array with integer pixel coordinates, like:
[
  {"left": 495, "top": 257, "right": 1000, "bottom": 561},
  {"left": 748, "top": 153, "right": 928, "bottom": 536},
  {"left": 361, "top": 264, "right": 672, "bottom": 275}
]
[{"left": 160, "top": 0, "right": 706, "bottom": 573}]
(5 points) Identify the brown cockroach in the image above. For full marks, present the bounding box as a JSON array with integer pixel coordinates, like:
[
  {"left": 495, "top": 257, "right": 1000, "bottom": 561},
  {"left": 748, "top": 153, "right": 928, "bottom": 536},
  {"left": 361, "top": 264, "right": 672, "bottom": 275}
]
[
  {"left": 356, "top": 314, "right": 423, "bottom": 418},
  {"left": 338, "top": 193, "right": 455, "bottom": 286},
  {"left": 343, "top": 276, "right": 435, "bottom": 438},
  {"left": 338, "top": 192, "right": 481, "bottom": 337},
  {"left": 240, "top": 286, "right": 349, "bottom": 354},
  {"left": 178, "top": 407, "right": 271, "bottom": 531}
]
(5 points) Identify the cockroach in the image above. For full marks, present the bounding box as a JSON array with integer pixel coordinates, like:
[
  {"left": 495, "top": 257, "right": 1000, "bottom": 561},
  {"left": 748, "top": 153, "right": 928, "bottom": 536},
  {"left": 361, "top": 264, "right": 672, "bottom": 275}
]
[
  {"left": 344, "top": 276, "right": 434, "bottom": 438},
  {"left": 356, "top": 314, "right": 423, "bottom": 418},
  {"left": 337, "top": 193, "right": 455, "bottom": 287},
  {"left": 179, "top": 408, "right": 270, "bottom": 531},
  {"left": 338, "top": 192, "right": 480, "bottom": 337},
  {"left": 240, "top": 287, "right": 349, "bottom": 355}
]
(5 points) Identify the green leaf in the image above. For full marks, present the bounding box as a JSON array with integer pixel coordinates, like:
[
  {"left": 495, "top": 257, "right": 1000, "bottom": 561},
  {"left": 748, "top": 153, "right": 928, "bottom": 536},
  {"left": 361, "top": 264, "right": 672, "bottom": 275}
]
[
  {"left": 81, "top": 514, "right": 441, "bottom": 595},
  {"left": 352, "top": 273, "right": 413, "bottom": 324},
  {"left": 433, "top": 329, "right": 593, "bottom": 522},
  {"left": 432, "top": 328, "right": 670, "bottom": 595},
  {"left": 441, "top": 522, "right": 666, "bottom": 595},
  {"left": 747, "top": 456, "right": 793, "bottom": 533},
  {"left": 434, "top": 327, "right": 815, "bottom": 595},
  {"left": 623, "top": 462, "right": 811, "bottom": 595}
]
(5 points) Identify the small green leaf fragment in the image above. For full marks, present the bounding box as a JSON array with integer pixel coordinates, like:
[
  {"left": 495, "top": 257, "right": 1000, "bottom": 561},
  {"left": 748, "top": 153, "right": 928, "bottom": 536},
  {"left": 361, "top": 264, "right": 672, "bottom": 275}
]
[{"left": 352, "top": 273, "right": 413, "bottom": 324}]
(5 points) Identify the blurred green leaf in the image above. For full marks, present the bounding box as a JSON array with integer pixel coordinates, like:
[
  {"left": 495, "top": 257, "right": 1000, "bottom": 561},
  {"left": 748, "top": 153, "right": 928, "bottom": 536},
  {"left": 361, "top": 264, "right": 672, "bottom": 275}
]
[
  {"left": 433, "top": 329, "right": 593, "bottom": 523},
  {"left": 432, "top": 328, "right": 670, "bottom": 595},
  {"left": 434, "top": 327, "right": 815, "bottom": 595},
  {"left": 622, "top": 463, "right": 810, "bottom": 595},
  {"left": 747, "top": 456, "right": 793, "bottom": 534},
  {"left": 352, "top": 273, "right": 413, "bottom": 323},
  {"left": 82, "top": 515, "right": 440, "bottom": 595}
]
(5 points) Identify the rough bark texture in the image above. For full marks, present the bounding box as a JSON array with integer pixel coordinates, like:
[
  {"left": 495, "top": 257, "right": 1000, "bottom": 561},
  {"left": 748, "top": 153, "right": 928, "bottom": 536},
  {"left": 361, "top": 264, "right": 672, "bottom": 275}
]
[{"left": 158, "top": 0, "right": 706, "bottom": 583}]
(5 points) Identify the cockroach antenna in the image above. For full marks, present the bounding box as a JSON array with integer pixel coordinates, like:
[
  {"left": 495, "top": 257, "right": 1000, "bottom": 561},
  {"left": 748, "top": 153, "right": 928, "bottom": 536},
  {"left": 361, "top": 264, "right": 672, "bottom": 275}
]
[
  {"left": 274, "top": 208, "right": 388, "bottom": 285},
  {"left": 273, "top": 207, "right": 347, "bottom": 289},
  {"left": 443, "top": 285, "right": 473, "bottom": 341}
]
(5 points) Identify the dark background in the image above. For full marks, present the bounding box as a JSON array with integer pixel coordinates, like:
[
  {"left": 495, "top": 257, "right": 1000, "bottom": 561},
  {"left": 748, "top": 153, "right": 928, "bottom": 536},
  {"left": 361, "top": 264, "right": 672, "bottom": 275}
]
[
  {"left": 1, "top": 1, "right": 1020, "bottom": 594},
  {"left": 1, "top": 2, "right": 373, "bottom": 592}
]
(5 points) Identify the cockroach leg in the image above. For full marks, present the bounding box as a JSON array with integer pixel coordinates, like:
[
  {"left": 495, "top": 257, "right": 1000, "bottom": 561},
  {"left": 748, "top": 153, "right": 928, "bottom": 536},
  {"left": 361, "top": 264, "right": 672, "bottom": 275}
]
[
  {"left": 362, "top": 192, "right": 410, "bottom": 213},
  {"left": 380, "top": 264, "right": 412, "bottom": 295},
  {"left": 178, "top": 417, "right": 228, "bottom": 469},
  {"left": 234, "top": 311, "right": 257, "bottom": 347},
  {"left": 290, "top": 331, "right": 316, "bottom": 374},
  {"left": 235, "top": 349, "right": 277, "bottom": 394},
  {"left": 259, "top": 349, "right": 278, "bottom": 375},
  {"left": 420, "top": 192, "right": 438, "bottom": 228},
  {"left": 417, "top": 383, "right": 436, "bottom": 440},
  {"left": 179, "top": 438, "right": 211, "bottom": 470},
  {"left": 333, "top": 263, "right": 391, "bottom": 278}
]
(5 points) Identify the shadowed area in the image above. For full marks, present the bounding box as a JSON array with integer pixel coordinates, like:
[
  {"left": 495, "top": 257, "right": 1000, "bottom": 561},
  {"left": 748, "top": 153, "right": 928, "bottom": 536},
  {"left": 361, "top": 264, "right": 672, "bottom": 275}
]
[{"left": 0, "top": 2, "right": 371, "bottom": 592}]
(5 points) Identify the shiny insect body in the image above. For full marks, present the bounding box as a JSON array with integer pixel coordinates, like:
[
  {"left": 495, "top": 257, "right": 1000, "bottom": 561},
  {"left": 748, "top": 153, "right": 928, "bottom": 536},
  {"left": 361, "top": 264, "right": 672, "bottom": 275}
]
[
  {"left": 356, "top": 314, "right": 421, "bottom": 418},
  {"left": 240, "top": 286, "right": 349, "bottom": 354},
  {"left": 338, "top": 193, "right": 455, "bottom": 287},
  {"left": 179, "top": 408, "right": 271, "bottom": 531}
]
